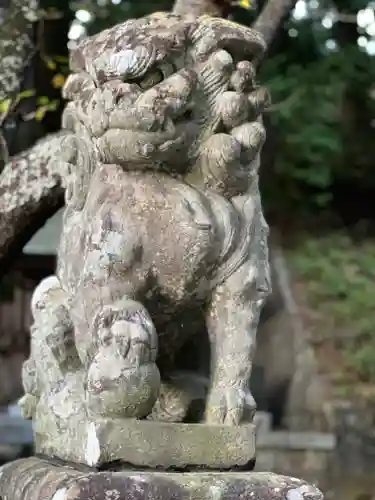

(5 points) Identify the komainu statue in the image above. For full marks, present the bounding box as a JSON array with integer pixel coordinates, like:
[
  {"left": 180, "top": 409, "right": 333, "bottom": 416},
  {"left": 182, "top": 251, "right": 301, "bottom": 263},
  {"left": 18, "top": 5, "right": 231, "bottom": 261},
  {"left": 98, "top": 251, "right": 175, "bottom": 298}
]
[
  {"left": 20, "top": 12, "right": 272, "bottom": 470},
  {"left": 0, "top": 11, "right": 324, "bottom": 500}
]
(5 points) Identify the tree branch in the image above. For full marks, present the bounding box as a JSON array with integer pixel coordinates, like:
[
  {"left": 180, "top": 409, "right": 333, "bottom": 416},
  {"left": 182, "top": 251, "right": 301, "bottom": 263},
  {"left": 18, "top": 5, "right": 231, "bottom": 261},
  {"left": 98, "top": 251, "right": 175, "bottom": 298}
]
[
  {"left": 252, "top": 0, "right": 297, "bottom": 48},
  {"left": 172, "top": 0, "right": 298, "bottom": 55},
  {"left": 172, "top": 0, "right": 231, "bottom": 17},
  {"left": 0, "top": 131, "right": 69, "bottom": 280}
]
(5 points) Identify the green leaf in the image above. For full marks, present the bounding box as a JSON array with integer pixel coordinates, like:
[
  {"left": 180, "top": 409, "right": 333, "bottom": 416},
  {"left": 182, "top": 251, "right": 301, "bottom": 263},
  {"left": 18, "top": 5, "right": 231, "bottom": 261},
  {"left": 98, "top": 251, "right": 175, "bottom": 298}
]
[
  {"left": 0, "top": 99, "right": 12, "bottom": 114},
  {"left": 35, "top": 106, "right": 47, "bottom": 121},
  {"left": 18, "top": 89, "right": 36, "bottom": 100},
  {"left": 43, "top": 57, "right": 57, "bottom": 71},
  {"left": 314, "top": 192, "right": 333, "bottom": 207},
  {"left": 37, "top": 96, "right": 49, "bottom": 105},
  {"left": 46, "top": 100, "right": 59, "bottom": 111},
  {"left": 54, "top": 56, "right": 69, "bottom": 63}
]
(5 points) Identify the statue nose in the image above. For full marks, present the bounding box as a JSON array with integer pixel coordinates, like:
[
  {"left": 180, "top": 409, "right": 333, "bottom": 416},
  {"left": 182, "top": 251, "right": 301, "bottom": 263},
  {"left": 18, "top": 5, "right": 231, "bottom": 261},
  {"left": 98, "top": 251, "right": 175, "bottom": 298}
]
[
  {"left": 106, "top": 81, "right": 142, "bottom": 106},
  {"left": 108, "top": 105, "right": 164, "bottom": 132},
  {"left": 136, "top": 69, "right": 197, "bottom": 120}
]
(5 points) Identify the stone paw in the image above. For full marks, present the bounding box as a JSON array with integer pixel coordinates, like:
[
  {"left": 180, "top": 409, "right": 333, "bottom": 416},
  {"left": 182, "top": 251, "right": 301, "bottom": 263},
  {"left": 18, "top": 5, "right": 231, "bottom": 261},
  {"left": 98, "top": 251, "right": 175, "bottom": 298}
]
[
  {"left": 205, "top": 386, "right": 256, "bottom": 425},
  {"left": 18, "top": 394, "right": 38, "bottom": 420}
]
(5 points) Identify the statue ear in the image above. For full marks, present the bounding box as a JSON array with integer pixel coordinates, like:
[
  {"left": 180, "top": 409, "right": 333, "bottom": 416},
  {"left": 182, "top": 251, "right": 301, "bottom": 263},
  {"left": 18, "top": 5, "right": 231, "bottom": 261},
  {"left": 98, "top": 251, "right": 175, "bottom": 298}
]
[{"left": 190, "top": 16, "right": 266, "bottom": 63}]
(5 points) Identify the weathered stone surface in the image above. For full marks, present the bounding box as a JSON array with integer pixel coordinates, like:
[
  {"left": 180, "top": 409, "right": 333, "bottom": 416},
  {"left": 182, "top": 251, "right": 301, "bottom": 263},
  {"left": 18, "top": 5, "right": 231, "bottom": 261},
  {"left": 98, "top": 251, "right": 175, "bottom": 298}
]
[
  {"left": 19, "top": 12, "right": 271, "bottom": 469},
  {"left": 0, "top": 457, "right": 324, "bottom": 500},
  {"left": 0, "top": 131, "right": 71, "bottom": 280},
  {"left": 36, "top": 420, "right": 255, "bottom": 469}
]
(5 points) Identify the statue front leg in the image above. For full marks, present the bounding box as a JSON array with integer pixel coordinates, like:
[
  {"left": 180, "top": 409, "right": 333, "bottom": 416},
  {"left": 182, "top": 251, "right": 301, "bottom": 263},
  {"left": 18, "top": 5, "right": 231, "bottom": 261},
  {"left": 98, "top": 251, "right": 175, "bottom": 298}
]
[
  {"left": 205, "top": 210, "right": 271, "bottom": 425},
  {"left": 19, "top": 358, "right": 39, "bottom": 420}
]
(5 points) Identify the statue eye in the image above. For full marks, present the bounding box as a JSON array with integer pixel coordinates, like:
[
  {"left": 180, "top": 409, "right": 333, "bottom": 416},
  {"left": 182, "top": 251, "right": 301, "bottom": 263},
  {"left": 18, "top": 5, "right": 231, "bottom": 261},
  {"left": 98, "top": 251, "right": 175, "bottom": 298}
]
[
  {"left": 134, "top": 63, "right": 176, "bottom": 90},
  {"left": 138, "top": 69, "right": 164, "bottom": 90}
]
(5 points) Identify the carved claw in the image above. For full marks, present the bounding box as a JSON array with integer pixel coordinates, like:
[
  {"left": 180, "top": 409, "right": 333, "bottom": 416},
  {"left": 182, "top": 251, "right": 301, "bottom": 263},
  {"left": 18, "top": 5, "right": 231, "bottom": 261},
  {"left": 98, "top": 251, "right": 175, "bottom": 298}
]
[
  {"left": 216, "top": 91, "right": 249, "bottom": 130},
  {"left": 18, "top": 394, "right": 38, "bottom": 420},
  {"left": 231, "top": 121, "right": 266, "bottom": 166},
  {"left": 205, "top": 386, "right": 256, "bottom": 425},
  {"left": 230, "top": 60, "right": 255, "bottom": 92}
]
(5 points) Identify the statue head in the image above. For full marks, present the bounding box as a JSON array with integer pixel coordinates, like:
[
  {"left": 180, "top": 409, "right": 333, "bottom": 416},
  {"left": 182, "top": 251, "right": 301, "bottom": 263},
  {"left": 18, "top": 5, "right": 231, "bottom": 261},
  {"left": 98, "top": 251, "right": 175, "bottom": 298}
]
[{"left": 61, "top": 13, "right": 267, "bottom": 202}]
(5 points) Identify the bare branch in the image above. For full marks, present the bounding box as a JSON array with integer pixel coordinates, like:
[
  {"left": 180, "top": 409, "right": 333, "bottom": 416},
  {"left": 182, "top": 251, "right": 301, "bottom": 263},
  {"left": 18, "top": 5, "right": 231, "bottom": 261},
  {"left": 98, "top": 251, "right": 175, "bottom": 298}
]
[
  {"left": 173, "top": 0, "right": 298, "bottom": 55},
  {"left": 252, "top": 0, "right": 297, "bottom": 48},
  {"left": 172, "top": 0, "right": 231, "bottom": 17}
]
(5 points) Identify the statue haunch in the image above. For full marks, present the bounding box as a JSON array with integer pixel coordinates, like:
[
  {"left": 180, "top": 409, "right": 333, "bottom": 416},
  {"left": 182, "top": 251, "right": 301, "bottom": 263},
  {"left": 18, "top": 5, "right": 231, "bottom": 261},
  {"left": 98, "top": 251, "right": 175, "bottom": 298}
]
[{"left": 21, "top": 13, "right": 271, "bottom": 431}]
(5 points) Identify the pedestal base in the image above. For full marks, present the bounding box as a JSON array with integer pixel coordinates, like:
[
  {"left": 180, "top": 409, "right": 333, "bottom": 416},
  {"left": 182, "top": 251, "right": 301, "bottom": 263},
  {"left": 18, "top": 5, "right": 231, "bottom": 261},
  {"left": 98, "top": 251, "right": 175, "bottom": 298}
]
[
  {"left": 35, "top": 420, "right": 256, "bottom": 469},
  {"left": 0, "top": 457, "right": 324, "bottom": 500}
]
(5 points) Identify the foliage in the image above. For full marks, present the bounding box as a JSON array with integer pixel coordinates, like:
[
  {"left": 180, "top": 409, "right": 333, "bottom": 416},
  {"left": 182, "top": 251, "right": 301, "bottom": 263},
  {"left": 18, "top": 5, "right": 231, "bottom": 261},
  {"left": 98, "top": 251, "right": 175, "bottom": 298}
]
[
  {"left": 0, "top": 52, "right": 68, "bottom": 165},
  {"left": 289, "top": 231, "right": 375, "bottom": 382},
  {"left": 74, "top": 0, "right": 174, "bottom": 36},
  {"left": 260, "top": 30, "right": 375, "bottom": 215},
  {"left": 28, "top": 0, "right": 375, "bottom": 221}
]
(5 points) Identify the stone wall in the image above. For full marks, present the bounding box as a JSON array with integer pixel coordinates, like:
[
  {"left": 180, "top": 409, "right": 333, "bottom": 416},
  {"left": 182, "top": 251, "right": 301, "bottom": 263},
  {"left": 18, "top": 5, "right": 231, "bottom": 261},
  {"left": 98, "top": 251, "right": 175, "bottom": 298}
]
[
  {"left": 256, "top": 433, "right": 335, "bottom": 486},
  {"left": 254, "top": 412, "right": 335, "bottom": 488},
  {"left": 254, "top": 410, "right": 375, "bottom": 500}
]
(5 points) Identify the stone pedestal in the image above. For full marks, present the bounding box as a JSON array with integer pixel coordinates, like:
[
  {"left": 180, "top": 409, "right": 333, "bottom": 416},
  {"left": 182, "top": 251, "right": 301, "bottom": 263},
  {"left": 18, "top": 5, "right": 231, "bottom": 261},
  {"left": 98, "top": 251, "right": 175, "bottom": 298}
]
[
  {"left": 0, "top": 457, "right": 324, "bottom": 500},
  {"left": 36, "top": 420, "right": 256, "bottom": 469}
]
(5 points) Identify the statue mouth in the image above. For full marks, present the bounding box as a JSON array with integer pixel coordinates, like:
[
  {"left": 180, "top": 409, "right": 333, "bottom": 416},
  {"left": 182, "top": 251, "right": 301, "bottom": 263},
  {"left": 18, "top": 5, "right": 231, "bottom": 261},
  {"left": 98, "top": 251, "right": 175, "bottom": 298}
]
[
  {"left": 161, "top": 103, "right": 194, "bottom": 133},
  {"left": 180, "top": 107, "right": 193, "bottom": 123},
  {"left": 107, "top": 95, "right": 194, "bottom": 133}
]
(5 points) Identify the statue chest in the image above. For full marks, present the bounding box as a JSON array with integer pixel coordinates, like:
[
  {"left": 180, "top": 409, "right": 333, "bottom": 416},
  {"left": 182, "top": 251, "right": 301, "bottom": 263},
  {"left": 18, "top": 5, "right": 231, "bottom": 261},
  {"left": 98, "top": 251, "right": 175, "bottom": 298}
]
[{"left": 57, "top": 209, "right": 86, "bottom": 295}]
